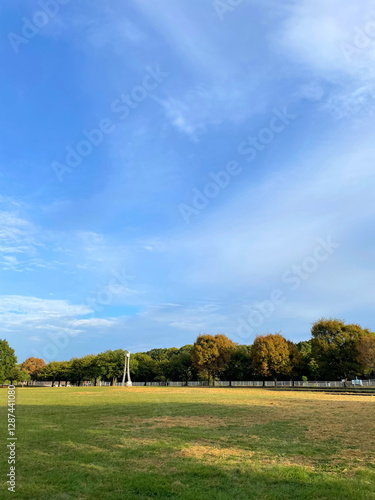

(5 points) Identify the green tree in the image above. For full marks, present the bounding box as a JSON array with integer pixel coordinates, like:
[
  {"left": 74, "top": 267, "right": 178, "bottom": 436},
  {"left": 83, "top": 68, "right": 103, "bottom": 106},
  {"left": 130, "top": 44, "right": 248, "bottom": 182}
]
[
  {"left": 286, "top": 341, "right": 302, "bottom": 379},
  {"left": 222, "top": 345, "right": 252, "bottom": 381},
  {"left": 19, "top": 369, "right": 31, "bottom": 384},
  {"left": 95, "top": 350, "right": 128, "bottom": 385},
  {"left": 131, "top": 353, "right": 157, "bottom": 382},
  {"left": 69, "top": 355, "right": 100, "bottom": 386},
  {"left": 167, "top": 346, "right": 197, "bottom": 384},
  {"left": 145, "top": 348, "right": 180, "bottom": 381},
  {"left": 39, "top": 362, "right": 58, "bottom": 385},
  {"left": 311, "top": 318, "right": 368, "bottom": 379},
  {"left": 0, "top": 339, "right": 17, "bottom": 383},
  {"left": 40, "top": 361, "right": 71, "bottom": 386},
  {"left": 56, "top": 361, "right": 72, "bottom": 385},
  {"left": 297, "top": 340, "right": 320, "bottom": 380},
  {"left": 147, "top": 347, "right": 178, "bottom": 362},
  {"left": 7, "top": 366, "right": 27, "bottom": 385},
  {"left": 252, "top": 333, "right": 291, "bottom": 381}
]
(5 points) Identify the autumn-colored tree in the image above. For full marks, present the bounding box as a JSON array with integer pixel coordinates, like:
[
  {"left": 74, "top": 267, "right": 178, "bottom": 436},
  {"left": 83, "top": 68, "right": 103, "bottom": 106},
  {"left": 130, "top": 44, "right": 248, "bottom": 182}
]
[
  {"left": 252, "top": 333, "right": 291, "bottom": 381},
  {"left": 311, "top": 318, "right": 369, "bottom": 379},
  {"left": 357, "top": 333, "right": 375, "bottom": 375},
  {"left": 191, "top": 334, "right": 236, "bottom": 383},
  {"left": 20, "top": 357, "right": 46, "bottom": 380}
]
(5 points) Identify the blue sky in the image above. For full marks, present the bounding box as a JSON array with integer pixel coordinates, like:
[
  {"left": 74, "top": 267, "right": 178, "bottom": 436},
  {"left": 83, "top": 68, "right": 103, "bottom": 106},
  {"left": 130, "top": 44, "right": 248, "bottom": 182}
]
[{"left": 1, "top": 0, "right": 375, "bottom": 362}]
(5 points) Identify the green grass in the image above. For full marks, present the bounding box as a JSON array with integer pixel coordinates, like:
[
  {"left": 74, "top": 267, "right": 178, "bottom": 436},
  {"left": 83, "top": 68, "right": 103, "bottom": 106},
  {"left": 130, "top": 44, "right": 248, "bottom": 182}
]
[{"left": 1, "top": 387, "right": 375, "bottom": 499}]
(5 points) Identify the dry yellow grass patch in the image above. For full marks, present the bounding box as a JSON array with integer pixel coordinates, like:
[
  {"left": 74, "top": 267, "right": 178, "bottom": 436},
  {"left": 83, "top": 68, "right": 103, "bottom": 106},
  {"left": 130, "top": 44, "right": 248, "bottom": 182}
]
[
  {"left": 115, "top": 437, "right": 159, "bottom": 447},
  {"left": 141, "top": 415, "right": 226, "bottom": 428},
  {"left": 63, "top": 441, "right": 106, "bottom": 453},
  {"left": 79, "top": 463, "right": 108, "bottom": 472},
  {"left": 259, "top": 454, "right": 315, "bottom": 470},
  {"left": 178, "top": 444, "right": 255, "bottom": 462},
  {"left": 99, "top": 414, "right": 227, "bottom": 429},
  {"left": 176, "top": 443, "right": 315, "bottom": 470}
]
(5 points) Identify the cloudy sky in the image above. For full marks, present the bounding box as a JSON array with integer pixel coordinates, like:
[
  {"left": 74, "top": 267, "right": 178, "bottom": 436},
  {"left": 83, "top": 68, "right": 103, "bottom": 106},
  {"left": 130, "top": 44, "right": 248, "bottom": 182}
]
[{"left": 2, "top": 0, "right": 375, "bottom": 362}]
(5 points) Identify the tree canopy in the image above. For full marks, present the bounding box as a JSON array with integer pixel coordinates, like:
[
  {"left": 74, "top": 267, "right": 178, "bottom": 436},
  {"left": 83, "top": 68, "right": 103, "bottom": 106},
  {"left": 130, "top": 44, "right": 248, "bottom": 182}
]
[
  {"left": 191, "top": 334, "right": 236, "bottom": 383},
  {"left": 311, "top": 318, "right": 369, "bottom": 379},
  {"left": 0, "top": 339, "right": 17, "bottom": 383},
  {"left": 356, "top": 333, "right": 375, "bottom": 375},
  {"left": 20, "top": 357, "right": 46, "bottom": 380},
  {"left": 252, "top": 334, "right": 292, "bottom": 381}
]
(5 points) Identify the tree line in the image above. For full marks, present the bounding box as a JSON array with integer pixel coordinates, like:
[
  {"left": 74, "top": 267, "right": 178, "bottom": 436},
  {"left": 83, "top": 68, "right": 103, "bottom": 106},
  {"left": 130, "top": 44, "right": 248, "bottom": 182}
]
[{"left": 1, "top": 318, "right": 375, "bottom": 385}]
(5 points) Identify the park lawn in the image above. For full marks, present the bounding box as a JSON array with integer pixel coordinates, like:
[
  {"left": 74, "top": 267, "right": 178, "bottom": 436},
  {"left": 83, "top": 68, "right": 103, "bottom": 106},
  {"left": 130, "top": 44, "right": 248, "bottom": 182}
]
[{"left": 1, "top": 387, "right": 375, "bottom": 500}]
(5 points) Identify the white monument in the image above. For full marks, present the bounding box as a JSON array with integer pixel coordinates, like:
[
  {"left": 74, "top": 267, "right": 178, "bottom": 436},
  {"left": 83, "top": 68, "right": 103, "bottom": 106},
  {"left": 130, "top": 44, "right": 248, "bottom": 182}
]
[{"left": 122, "top": 351, "right": 132, "bottom": 387}]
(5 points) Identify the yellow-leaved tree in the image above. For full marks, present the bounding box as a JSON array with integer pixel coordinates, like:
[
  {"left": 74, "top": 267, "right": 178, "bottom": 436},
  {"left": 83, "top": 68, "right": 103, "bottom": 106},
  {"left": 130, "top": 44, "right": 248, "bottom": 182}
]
[
  {"left": 252, "top": 333, "right": 292, "bottom": 382},
  {"left": 191, "top": 334, "right": 236, "bottom": 384}
]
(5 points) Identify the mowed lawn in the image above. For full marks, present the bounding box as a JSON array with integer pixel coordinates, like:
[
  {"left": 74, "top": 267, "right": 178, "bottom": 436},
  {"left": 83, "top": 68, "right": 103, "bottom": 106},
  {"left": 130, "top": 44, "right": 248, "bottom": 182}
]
[{"left": 1, "top": 387, "right": 375, "bottom": 500}]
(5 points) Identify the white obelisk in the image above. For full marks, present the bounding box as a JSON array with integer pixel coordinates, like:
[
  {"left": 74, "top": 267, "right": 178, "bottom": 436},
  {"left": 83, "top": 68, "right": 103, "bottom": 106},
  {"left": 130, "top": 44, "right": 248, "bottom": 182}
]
[
  {"left": 125, "top": 352, "right": 132, "bottom": 386},
  {"left": 121, "top": 352, "right": 127, "bottom": 386}
]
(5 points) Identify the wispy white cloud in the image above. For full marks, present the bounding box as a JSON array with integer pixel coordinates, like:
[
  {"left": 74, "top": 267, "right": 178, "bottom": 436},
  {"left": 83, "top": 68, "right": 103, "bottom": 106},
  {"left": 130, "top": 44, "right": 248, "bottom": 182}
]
[
  {"left": 139, "top": 302, "right": 228, "bottom": 333},
  {"left": 0, "top": 295, "right": 91, "bottom": 318},
  {"left": 275, "top": 0, "right": 375, "bottom": 118},
  {"left": 0, "top": 211, "right": 36, "bottom": 252},
  {"left": 157, "top": 82, "right": 261, "bottom": 140}
]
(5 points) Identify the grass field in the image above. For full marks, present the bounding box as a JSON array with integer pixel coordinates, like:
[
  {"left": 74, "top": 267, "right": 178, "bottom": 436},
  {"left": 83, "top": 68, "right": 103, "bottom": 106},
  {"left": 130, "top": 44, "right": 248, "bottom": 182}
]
[{"left": 1, "top": 387, "right": 375, "bottom": 499}]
